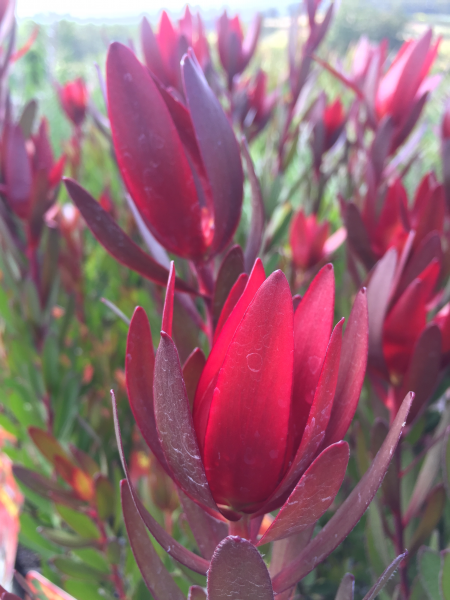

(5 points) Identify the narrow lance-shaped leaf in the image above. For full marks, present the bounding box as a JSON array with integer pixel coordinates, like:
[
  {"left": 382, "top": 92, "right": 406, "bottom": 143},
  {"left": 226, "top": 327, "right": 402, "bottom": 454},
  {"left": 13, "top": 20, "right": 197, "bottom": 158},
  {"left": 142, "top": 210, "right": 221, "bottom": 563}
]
[
  {"left": 241, "top": 138, "right": 265, "bottom": 273},
  {"left": 212, "top": 245, "right": 244, "bottom": 330},
  {"left": 440, "top": 550, "right": 450, "bottom": 600},
  {"left": 362, "top": 553, "right": 408, "bottom": 600},
  {"left": 121, "top": 480, "right": 185, "bottom": 600},
  {"left": 418, "top": 547, "right": 441, "bottom": 600},
  {"left": 207, "top": 537, "right": 274, "bottom": 600},
  {"left": 272, "top": 392, "right": 414, "bottom": 593},
  {"left": 111, "top": 390, "right": 210, "bottom": 575},
  {"left": 257, "top": 441, "right": 349, "bottom": 545},
  {"left": 408, "top": 485, "right": 446, "bottom": 557},
  {"left": 335, "top": 573, "right": 354, "bottom": 600},
  {"left": 162, "top": 261, "right": 175, "bottom": 335},
  {"left": 64, "top": 178, "right": 195, "bottom": 293}
]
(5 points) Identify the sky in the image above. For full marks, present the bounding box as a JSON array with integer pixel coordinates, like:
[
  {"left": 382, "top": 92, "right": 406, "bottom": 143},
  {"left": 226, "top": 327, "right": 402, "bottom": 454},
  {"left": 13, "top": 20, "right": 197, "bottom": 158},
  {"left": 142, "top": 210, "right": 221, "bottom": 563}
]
[{"left": 16, "top": 0, "right": 282, "bottom": 20}]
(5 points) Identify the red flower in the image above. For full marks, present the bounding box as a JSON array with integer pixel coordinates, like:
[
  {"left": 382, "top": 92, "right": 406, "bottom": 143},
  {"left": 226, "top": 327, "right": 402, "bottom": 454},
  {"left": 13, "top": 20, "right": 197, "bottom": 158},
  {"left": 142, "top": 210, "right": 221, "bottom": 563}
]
[
  {"left": 141, "top": 8, "right": 210, "bottom": 94},
  {"left": 217, "top": 12, "right": 262, "bottom": 89},
  {"left": 289, "top": 210, "right": 346, "bottom": 272},
  {"left": 310, "top": 94, "right": 346, "bottom": 173},
  {"left": 105, "top": 42, "right": 243, "bottom": 262},
  {"left": 58, "top": 78, "right": 88, "bottom": 127},
  {"left": 234, "top": 69, "right": 277, "bottom": 141},
  {"left": 2, "top": 117, "right": 65, "bottom": 248},
  {"left": 126, "top": 261, "right": 368, "bottom": 518}
]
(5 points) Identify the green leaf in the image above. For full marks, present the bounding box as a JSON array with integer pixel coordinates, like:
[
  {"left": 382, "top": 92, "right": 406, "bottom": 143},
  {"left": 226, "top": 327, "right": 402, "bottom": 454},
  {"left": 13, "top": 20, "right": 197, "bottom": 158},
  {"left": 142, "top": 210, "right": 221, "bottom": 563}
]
[
  {"left": 418, "top": 546, "right": 441, "bottom": 600},
  {"left": 19, "top": 513, "right": 60, "bottom": 558},
  {"left": 64, "top": 580, "right": 114, "bottom": 600},
  {"left": 8, "top": 390, "right": 44, "bottom": 429},
  {"left": 56, "top": 505, "right": 101, "bottom": 540},
  {"left": 53, "top": 375, "right": 80, "bottom": 440},
  {"left": 39, "top": 527, "right": 97, "bottom": 549},
  {"left": 409, "top": 576, "right": 427, "bottom": 600},
  {"left": 53, "top": 557, "right": 105, "bottom": 583},
  {"left": 95, "top": 474, "right": 114, "bottom": 520},
  {"left": 43, "top": 334, "right": 60, "bottom": 394},
  {"left": 73, "top": 549, "right": 110, "bottom": 574},
  {"left": 440, "top": 550, "right": 450, "bottom": 600},
  {"left": 0, "top": 413, "right": 19, "bottom": 437},
  {"left": 443, "top": 429, "right": 450, "bottom": 499}
]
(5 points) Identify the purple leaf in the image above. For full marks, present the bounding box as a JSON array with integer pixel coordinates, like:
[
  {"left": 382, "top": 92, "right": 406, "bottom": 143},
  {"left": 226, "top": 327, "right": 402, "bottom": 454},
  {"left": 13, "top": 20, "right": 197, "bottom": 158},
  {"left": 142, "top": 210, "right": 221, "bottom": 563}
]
[
  {"left": 367, "top": 247, "right": 397, "bottom": 376},
  {"left": 178, "top": 489, "right": 228, "bottom": 559},
  {"left": 153, "top": 332, "right": 220, "bottom": 513},
  {"left": 207, "top": 537, "right": 274, "bottom": 600},
  {"left": 271, "top": 392, "right": 414, "bottom": 593},
  {"left": 64, "top": 178, "right": 195, "bottom": 293},
  {"left": 111, "top": 390, "right": 210, "bottom": 575},
  {"left": 126, "top": 307, "right": 170, "bottom": 474},
  {"left": 268, "top": 530, "right": 314, "bottom": 600},
  {"left": 258, "top": 442, "right": 349, "bottom": 545},
  {"left": 162, "top": 262, "right": 175, "bottom": 336},
  {"left": 5, "top": 123, "right": 32, "bottom": 219},
  {"left": 182, "top": 50, "right": 243, "bottom": 257},
  {"left": 344, "top": 203, "right": 375, "bottom": 270},
  {"left": 121, "top": 480, "right": 185, "bottom": 600},
  {"left": 323, "top": 288, "right": 368, "bottom": 447},
  {"left": 241, "top": 138, "right": 265, "bottom": 273},
  {"left": 188, "top": 587, "right": 207, "bottom": 600}
]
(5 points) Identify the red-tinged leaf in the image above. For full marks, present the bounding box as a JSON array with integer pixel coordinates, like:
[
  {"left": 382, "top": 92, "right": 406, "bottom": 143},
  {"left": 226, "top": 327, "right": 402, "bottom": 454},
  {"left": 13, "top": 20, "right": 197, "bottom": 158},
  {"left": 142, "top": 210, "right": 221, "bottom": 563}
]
[
  {"left": 367, "top": 247, "right": 397, "bottom": 375},
  {"left": 397, "top": 324, "right": 441, "bottom": 424},
  {"left": 212, "top": 245, "right": 244, "bottom": 331},
  {"left": 207, "top": 537, "right": 274, "bottom": 600},
  {"left": 241, "top": 138, "right": 265, "bottom": 273},
  {"left": 5, "top": 123, "right": 32, "bottom": 219},
  {"left": 394, "top": 231, "right": 442, "bottom": 303},
  {"left": 444, "top": 428, "right": 450, "bottom": 498},
  {"left": 121, "top": 480, "right": 185, "bottom": 600},
  {"left": 269, "top": 529, "right": 314, "bottom": 600},
  {"left": 241, "top": 13, "right": 262, "bottom": 67},
  {"left": 194, "top": 259, "right": 265, "bottom": 447},
  {"left": 154, "top": 332, "right": 219, "bottom": 513},
  {"left": 12, "top": 465, "right": 84, "bottom": 509},
  {"left": 183, "top": 348, "right": 206, "bottom": 411},
  {"left": 70, "top": 446, "right": 99, "bottom": 477},
  {"left": 188, "top": 587, "right": 207, "bottom": 600},
  {"left": 178, "top": 489, "right": 228, "bottom": 560},
  {"left": 64, "top": 179, "right": 195, "bottom": 293},
  {"left": 259, "top": 321, "right": 344, "bottom": 515},
  {"left": 362, "top": 553, "right": 407, "bottom": 600},
  {"left": 344, "top": 203, "right": 376, "bottom": 270},
  {"left": 126, "top": 307, "right": 170, "bottom": 474},
  {"left": 335, "top": 574, "right": 355, "bottom": 600},
  {"left": 271, "top": 392, "right": 414, "bottom": 593},
  {"left": 54, "top": 456, "right": 95, "bottom": 502},
  {"left": 214, "top": 273, "right": 248, "bottom": 343},
  {"left": 182, "top": 50, "right": 243, "bottom": 257},
  {"left": 323, "top": 288, "right": 368, "bottom": 447},
  {"left": 391, "top": 91, "right": 429, "bottom": 152},
  {"left": 203, "top": 271, "right": 294, "bottom": 512},
  {"left": 112, "top": 391, "right": 211, "bottom": 575},
  {"left": 291, "top": 264, "right": 335, "bottom": 451},
  {"left": 370, "top": 116, "right": 394, "bottom": 184},
  {"left": 28, "top": 427, "right": 71, "bottom": 465},
  {"left": 257, "top": 441, "right": 349, "bottom": 545},
  {"left": 141, "top": 17, "right": 166, "bottom": 84},
  {"left": 162, "top": 261, "right": 175, "bottom": 335},
  {"left": 95, "top": 474, "right": 115, "bottom": 520},
  {"left": 107, "top": 42, "right": 206, "bottom": 259}
]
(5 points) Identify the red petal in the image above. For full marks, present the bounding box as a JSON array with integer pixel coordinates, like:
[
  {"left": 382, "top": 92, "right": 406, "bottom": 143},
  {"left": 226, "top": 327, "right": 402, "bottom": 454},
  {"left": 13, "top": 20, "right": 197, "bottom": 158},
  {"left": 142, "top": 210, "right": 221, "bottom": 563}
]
[
  {"left": 257, "top": 441, "right": 349, "bottom": 545},
  {"left": 203, "top": 270, "right": 294, "bottom": 511},
  {"left": 290, "top": 264, "right": 335, "bottom": 452},
  {"left": 323, "top": 288, "right": 368, "bottom": 446},
  {"left": 193, "top": 259, "right": 265, "bottom": 450},
  {"left": 106, "top": 42, "right": 206, "bottom": 259},
  {"left": 126, "top": 307, "right": 170, "bottom": 474}
]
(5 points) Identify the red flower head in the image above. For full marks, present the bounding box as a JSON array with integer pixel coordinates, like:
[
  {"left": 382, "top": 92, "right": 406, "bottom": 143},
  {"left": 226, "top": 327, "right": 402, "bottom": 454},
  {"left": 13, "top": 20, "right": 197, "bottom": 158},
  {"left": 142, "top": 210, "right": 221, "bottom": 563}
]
[
  {"left": 2, "top": 117, "right": 65, "bottom": 249},
  {"left": 374, "top": 30, "right": 440, "bottom": 153},
  {"left": 217, "top": 12, "right": 262, "bottom": 89},
  {"left": 289, "top": 209, "right": 345, "bottom": 273},
  {"left": 58, "top": 78, "right": 88, "bottom": 128},
  {"left": 125, "top": 261, "right": 368, "bottom": 519},
  {"left": 141, "top": 7, "right": 210, "bottom": 94},
  {"left": 106, "top": 42, "right": 243, "bottom": 262},
  {"left": 310, "top": 94, "right": 346, "bottom": 173}
]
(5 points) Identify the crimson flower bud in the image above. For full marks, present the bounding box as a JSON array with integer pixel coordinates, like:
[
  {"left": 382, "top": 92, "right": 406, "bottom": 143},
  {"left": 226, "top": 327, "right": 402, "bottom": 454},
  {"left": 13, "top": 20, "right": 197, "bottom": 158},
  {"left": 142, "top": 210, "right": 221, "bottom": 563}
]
[
  {"left": 107, "top": 42, "right": 243, "bottom": 262},
  {"left": 217, "top": 12, "right": 262, "bottom": 88},
  {"left": 58, "top": 78, "right": 88, "bottom": 127}
]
